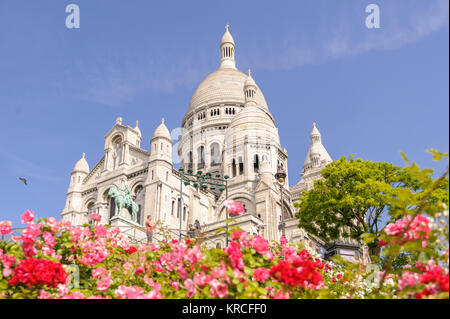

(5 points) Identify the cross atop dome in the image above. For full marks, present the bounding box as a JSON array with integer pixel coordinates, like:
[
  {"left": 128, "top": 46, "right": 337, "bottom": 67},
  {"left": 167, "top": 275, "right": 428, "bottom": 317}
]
[{"left": 225, "top": 24, "right": 229, "bottom": 32}]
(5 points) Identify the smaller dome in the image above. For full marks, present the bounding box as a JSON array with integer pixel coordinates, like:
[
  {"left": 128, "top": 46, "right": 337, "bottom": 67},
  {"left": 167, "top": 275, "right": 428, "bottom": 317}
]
[
  {"left": 228, "top": 106, "right": 279, "bottom": 144},
  {"left": 244, "top": 70, "right": 256, "bottom": 88},
  {"left": 221, "top": 24, "right": 235, "bottom": 45},
  {"left": 153, "top": 118, "right": 171, "bottom": 141},
  {"left": 73, "top": 153, "right": 89, "bottom": 174}
]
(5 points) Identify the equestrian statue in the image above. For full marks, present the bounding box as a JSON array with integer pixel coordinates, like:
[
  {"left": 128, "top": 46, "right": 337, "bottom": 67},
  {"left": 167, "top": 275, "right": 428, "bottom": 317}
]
[{"left": 108, "top": 185, "right": 139, "bottom": 223}]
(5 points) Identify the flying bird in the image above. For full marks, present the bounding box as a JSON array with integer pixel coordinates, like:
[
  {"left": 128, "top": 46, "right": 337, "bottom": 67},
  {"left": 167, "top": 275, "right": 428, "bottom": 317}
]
[{"left": 19, "top": 177, "right": 28, "bottom": 185}]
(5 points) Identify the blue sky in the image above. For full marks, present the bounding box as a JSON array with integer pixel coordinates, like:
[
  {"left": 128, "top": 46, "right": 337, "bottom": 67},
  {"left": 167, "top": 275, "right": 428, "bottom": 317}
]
[{"left": 0, "top": 0, "right": 448, "bottom": 226}]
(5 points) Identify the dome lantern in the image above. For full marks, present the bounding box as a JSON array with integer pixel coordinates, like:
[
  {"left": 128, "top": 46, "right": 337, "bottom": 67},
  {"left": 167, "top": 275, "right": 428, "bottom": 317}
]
[
  {"left": 220, "top": 24, "right": 236, "bottom": 69},
  {"left": 244, "top": 69, "right": 257, "bottom": 106}
]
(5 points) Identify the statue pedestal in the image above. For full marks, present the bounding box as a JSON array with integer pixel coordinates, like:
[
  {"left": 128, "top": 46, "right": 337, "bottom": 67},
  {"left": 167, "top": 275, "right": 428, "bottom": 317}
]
[
  {"left": 117, "top": 207, "right": 132, "bottom": 220},
  {"left": 109, "top": 215, "right": 146, "bottom": 244}
]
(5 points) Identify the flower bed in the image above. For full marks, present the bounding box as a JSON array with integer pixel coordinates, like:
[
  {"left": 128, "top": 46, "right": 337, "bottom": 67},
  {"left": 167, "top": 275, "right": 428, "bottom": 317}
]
[{"left": 0, "top": 209, "right": 448, "bottom": 299}]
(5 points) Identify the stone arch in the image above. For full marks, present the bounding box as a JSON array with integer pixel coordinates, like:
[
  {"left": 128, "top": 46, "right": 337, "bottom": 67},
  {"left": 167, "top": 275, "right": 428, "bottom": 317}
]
[
  {"left": 108, "top": 133, "right": 124, "bottom": 149},
  {"left": 83, "top": 196, "right": 97, "bottom": 211}
]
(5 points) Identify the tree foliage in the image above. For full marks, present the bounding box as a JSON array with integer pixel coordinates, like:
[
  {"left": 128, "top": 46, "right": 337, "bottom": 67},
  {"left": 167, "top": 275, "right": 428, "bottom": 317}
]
[{"left": 294, "top": 153, "right": 449, "bottom": 252}]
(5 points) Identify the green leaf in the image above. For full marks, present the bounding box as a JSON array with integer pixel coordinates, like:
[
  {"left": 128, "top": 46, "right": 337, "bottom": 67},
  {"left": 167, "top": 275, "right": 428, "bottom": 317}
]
[{"left": 361, "top": 233, "right": 377, "bottom": 245}]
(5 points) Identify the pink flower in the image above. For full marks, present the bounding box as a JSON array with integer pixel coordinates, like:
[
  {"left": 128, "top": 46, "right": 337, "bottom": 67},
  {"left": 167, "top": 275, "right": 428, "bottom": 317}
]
[
  {"left": 253, "top": 267, "right": 270, "bottom": 283},
  {"left": 383, "top": 214, "right": 431, "bottom": 248},
  {"left": 21, "top": 242, "right": 37, "bottom": 257},
  {"left": 123, "top": 262, "right": 133, "bottom": 270},
  {"left": 224, "top": 241, "right": 245, "bottom": 270},
  {"left": 92, "top": 267, "right": 106, "bottom": 278},
  {"left": 250, "top": 235, "right": 269, "bottom": 255},
  {"left": 38, "top": 289, "right": 51, "bottom": 299},
  {"left": 62, "top": 292, "right": 87, "bottom": 299},
  {"left": 171, "top": 281, "right": 180, "bottom": 291},
  {"left": 231, "top": 230, "right": 250, "bottom": 246},
  {"left": 0, "top": 221, "right": 12, "bottom": 236},
  {"left": 280, "top": 236, "right": 288, "bottom": 247},
  {"left": 184, "top": 279, "right": 197, "bottom": 298},
  {"left": 21, "top": 210, "right": 35, "bottom": 224},
  {"left": 95, "top": 225, "right": 107, "bottom": 237},
  {"left": 223, "top": 200, "right": 245, "bottom": 215},
  {"left": 46, "top": 217, "right": 60, "bottom": 232},
  {"left": 209, "top": 279, "right": 228, "bottom": 298},
  {"left": 96, "top": 275, "right": 112, "bottom": 292},
  {"left": 43, "top": 232, "right": 56, "bottom": 247},
  {"left": 398, "top": 271, "right": 420, "bottom": 290},
  {"left": 115, "top": 285, "right": 144, "bottom": 299},
  {"left": 273, "top": 290, "right": 290, "bottom": 299},
  {"left": 1, "top": 253, "right": 16, "bottom": 277},
  {"left": 194, "top": 272, "right": 213, "bottom": 287},
  {"left": 184, "top": 245, "right": 203, "bottom": 264},
  {"left": 21, "top": 223, "right": 42, "bottom": 244},
  {"left": 90, "top": 213, "right": 102, "bottom": 222}
]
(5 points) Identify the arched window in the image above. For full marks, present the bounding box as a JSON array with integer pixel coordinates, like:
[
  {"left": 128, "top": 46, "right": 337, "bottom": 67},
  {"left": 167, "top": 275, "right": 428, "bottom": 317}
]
[
  {"left": 232, "top": 159, "right": 237, "bottom": 177},
  {"left": 188, "top": 151, "right": 193, "bottom": 170},
  {"left": 87, "top": 202, "right": 95, "bottom": 225},
  {"left": 254, "top": 154, "right": 260, "bottom": 173},
  {"left": 134, "top": 185, "right": 143, "bottom": 196},
  {"left": 216, "top": 242, "right": 222, "bottom": 249},
  {"left": 183, "top": 207, "right": 187, "bottom": 221},
  {"left": 171, "top": 200, "right": 175, "bottom": 216},
  {"left": 210, "top": 143, "right": 221, "bottom": 166},
  {"left": 197, "top": 146, "right": 205, "bottom": 169},
  {"left": 238, "top": 157, "right": 244, "bottom": 175},
  {"left": 177, "top": 198, "right": 181, "bottom": 218}
]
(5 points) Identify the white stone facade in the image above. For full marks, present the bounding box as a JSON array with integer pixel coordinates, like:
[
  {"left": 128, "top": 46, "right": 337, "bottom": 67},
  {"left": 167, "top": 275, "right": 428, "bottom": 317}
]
[{"left": 61, "top": 26, "right": 334, "bottom": 250}]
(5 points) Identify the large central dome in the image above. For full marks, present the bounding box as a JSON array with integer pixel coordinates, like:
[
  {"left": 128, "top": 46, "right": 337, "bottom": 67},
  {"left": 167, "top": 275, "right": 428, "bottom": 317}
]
[
  {"left": 186, "top": 25, "right": 268, "bottom": 114},
  {"left": 188, "top": 68, "right": 268, "bottom": 112}
]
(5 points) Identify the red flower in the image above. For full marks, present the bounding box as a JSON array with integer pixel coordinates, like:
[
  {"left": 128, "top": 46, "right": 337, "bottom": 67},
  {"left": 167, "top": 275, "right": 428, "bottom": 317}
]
[
  {"left": 269, "top": 250, "right": 324, "bottom": 289},
  {"left": 125, "top": 246, "right": 138, "bottom": 254},
  {"left": 8, "top": 257, "right": 68, "bottom": 288}
]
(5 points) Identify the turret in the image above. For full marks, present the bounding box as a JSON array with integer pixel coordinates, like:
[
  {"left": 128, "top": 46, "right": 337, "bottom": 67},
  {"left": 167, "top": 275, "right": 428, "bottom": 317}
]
[
  {"left": 70, "top": 153, "right": 89, "bottom": 188},
  {"left": 62, "top": 153, "right": 90, "bottom": 224},
  {"left": 301, "top": 122, "right": 332, "bottom": 176},
  {"left": 150, "top": 118, "right": 173, "bottom": 165},
  {"left": 244, "top": 69, "right": 257, "bottom": 107},
  {"left": 220, "top": 24, "right": 236, "bottom": 69}
]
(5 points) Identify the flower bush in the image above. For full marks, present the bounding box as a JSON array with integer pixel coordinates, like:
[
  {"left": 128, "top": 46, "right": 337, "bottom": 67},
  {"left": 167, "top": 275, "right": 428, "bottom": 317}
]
[{"left": 0, "top": 208, "right": 447, "bottom": 299}]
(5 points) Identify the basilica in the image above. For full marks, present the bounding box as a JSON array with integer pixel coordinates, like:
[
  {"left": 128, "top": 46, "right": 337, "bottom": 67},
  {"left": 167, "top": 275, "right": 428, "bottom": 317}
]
[{"left": 61, "top": 26, "right": 360, "bottom": 260}]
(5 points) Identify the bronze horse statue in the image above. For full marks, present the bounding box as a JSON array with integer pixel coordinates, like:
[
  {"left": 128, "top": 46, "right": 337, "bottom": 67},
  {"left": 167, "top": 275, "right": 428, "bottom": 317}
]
[{"left": 108, "top": 185, "right": 139, "bottom": 223}]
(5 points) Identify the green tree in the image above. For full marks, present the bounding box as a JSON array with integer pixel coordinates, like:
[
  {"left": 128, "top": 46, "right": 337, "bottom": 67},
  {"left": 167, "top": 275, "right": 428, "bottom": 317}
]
[{"left": 294, "top": 153, "right": 449, "bottom": 256}]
